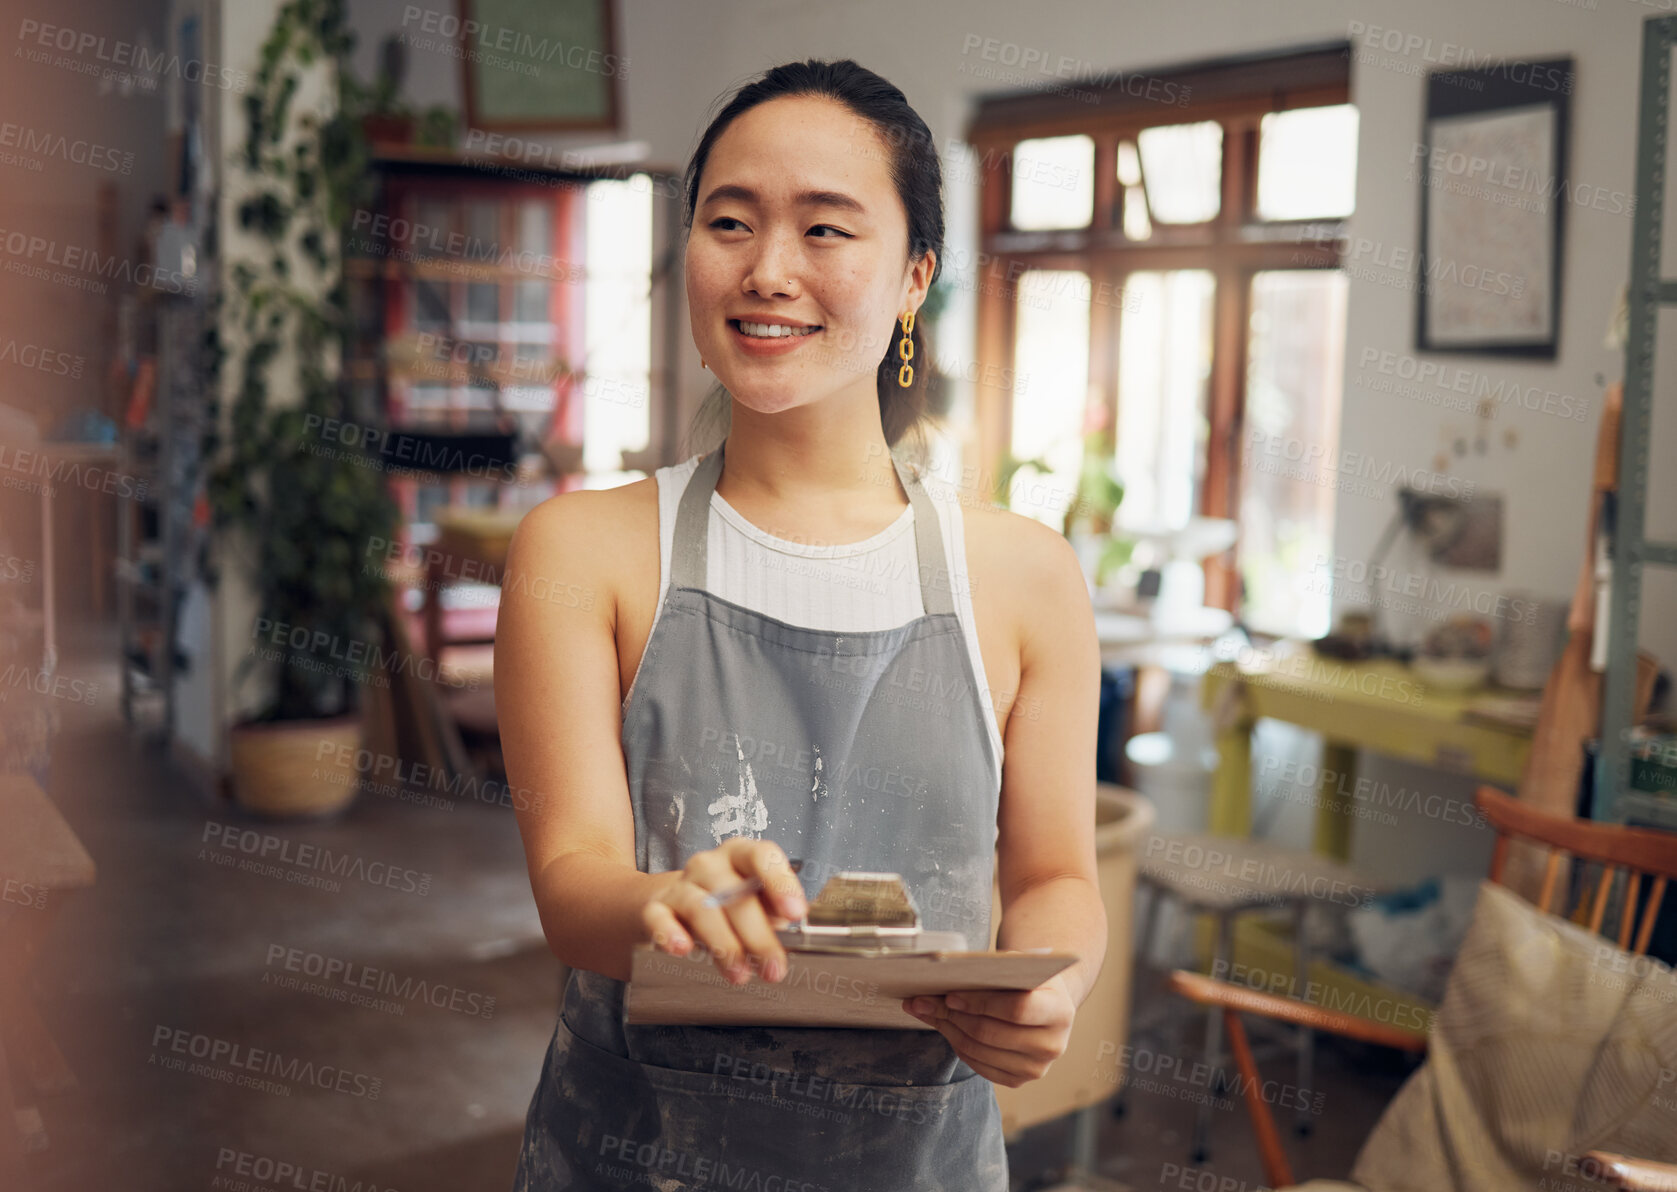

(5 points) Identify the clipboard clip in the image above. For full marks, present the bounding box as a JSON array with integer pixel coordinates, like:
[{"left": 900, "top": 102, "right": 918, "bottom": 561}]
[{"left": 776, "top": 871, "right": 967, "bottom": 956}]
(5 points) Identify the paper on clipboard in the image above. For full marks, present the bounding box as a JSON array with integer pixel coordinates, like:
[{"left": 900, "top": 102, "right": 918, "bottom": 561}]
[{"left": 624, "top": 944, "right": 1078, "bottom": 1029}]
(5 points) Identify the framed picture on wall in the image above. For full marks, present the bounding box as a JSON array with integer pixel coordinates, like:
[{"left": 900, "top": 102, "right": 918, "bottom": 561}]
[
  {"left": 459, "top": 0, "right": 623, "bottom": 133},
  {"left": 1413, "top": 57, "right": 1572, "bottom": 357}
]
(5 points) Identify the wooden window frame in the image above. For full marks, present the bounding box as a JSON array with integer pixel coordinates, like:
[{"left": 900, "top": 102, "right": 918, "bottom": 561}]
[{"left": 965, "top": 42, "right": 1351, "bottom": 611}]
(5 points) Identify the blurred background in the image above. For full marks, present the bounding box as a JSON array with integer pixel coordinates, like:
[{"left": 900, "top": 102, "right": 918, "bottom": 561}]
[{"left": 1, "top": 0, "right": 1674, "bottom": 1189}]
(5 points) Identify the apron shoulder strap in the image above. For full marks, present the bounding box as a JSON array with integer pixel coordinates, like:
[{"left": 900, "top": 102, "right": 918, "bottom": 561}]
[
  {"left": 668, "top": 439, "right": 955, "bottom": 617},
  {"left": 669, "top": 444, "right": 725, "bottom": 592}
]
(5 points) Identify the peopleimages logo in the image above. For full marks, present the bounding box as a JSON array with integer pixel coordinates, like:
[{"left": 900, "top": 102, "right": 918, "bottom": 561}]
[
  {"left": 0, "top": 337, "right": 85, "bottom": 377},
  {"left": 0, "top": 226, "right": 196, "bottom": 294},
  {"left": 212, "top": 1147, "right": 401, "bottom": 1192},
  {"left": 1244, "top": 429, "right": 1474, "bottom": 501},
  {"left": 1356, "top": 347, "right": 1590, "bottom": 422},
  {"left": 14, "top": 19, "right": 248, "bottom": 91},
  {"left": 398, "top": 5, "right": 628, "bottom": 77},
  {"left": 199, "top": 822, "right": 432, "bottom": 896},
  {"left": 149, "top": 1025, "right": 382, "bottom": 1099},
  {"left": 0, "top": 122, "right": 134, "bottom": 174}
]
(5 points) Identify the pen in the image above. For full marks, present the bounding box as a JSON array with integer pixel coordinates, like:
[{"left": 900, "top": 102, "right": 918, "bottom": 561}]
[{"left": 701, "top": 858, "right": 805, "bottom": 909}]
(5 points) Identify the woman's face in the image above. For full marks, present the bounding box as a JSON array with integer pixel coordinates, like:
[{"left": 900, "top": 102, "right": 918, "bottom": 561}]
[{"left": 685, "top": 94, "right": 933, "bottom": 418}]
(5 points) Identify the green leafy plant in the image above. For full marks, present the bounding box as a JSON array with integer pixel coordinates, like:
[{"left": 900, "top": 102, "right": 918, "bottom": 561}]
[
  {"left": 1066, "top": 430, "right": 1125, "bottom": 534},
  {"left": 1067, "top": 431, "right": 1131, "bottom": 584},
  {"left": 203, "top": 0, "right": 407, "bottom": 723},
  {"left": 991, "top": 450, "right": 1053, "bottom": 509},
  {"left": 356, "top": 33, "right": 456, "bottom": 148},
  {"left": 993, "top": 432, "right": 1131, "bottom": 584}
]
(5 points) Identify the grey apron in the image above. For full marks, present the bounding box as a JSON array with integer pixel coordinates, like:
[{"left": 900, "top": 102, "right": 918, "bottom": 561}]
[{"left": 513, "top": 439, "right": 1008, "bottom": 1191}]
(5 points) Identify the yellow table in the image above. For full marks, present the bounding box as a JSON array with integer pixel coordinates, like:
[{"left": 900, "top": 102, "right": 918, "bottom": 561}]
[{"left": 1201, "top": 644, "right": 1533, "bottom": 861}]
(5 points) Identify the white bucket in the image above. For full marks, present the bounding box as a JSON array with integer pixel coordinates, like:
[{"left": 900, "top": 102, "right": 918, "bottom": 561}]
[{"left": 1125, "top": 730, "right": 1216, "bottom": 836}]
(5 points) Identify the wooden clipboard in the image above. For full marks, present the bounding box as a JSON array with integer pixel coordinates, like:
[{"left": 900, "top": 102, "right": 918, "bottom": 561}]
[{"left": 624, "top": 944, "right": 1077, "bottom": 1029}]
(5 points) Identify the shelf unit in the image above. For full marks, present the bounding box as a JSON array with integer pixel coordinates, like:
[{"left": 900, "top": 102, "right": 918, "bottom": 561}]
[
  {"left": 1600, "top": 15, "right": 1677, "bottom": 821},
  {"left": 347, "top": 148, "right": 681, "bottom": 645},
  {"left": 117, "top": 289, "right": 208, "bottom": 735}
]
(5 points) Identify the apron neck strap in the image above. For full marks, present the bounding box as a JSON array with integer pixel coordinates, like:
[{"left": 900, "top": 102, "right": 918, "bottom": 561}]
[{"left": 670, "top": 438, "right": 955, "bottom": 617}]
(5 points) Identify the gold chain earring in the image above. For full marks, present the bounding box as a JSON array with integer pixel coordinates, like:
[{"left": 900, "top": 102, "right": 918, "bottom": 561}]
[{"left": 896, "top": 310, "right": 915, "bottom": 388}]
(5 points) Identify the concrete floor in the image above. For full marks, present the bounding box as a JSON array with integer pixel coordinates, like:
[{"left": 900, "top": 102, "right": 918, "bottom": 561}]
[{"left": 16, "top": 621, "right": 1411, "bottom": 1191}]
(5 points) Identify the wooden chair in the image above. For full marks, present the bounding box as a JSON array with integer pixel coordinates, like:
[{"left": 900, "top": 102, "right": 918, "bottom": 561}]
[{"left": 1166, "top": 783, "right": 1677, "bottom": 1191}]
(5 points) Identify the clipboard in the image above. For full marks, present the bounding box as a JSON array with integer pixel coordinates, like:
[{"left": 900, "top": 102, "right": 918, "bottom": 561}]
[{"left": 625, "top": 871, "right": 1078, "bottom": 1029}]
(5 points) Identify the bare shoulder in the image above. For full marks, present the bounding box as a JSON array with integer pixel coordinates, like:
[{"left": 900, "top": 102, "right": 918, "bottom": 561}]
[
  {"left": 504, "top": 476, "right": 659, "bottom": 622},
  {"left": 961, "top": 500, "right": 1090, "bottom": 619}
]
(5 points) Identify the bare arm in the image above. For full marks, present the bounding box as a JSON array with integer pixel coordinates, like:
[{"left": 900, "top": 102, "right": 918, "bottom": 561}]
[
  {"left": 991, "top": 520, "right": 1106, "bottom": 1005},
  {"left": 905, "top": 517, "right": 1106, "bottom": 1084},
  {"left": 496, "top": 491, "right": 804, "bottom": 984},
  {"left": 495, "top": 491, "right": 669, "bottom": 981}
]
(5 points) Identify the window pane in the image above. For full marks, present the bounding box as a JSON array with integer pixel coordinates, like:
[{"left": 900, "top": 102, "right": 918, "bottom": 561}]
[
  {"left": 414, "top": 483, "right": 448, "bottom": 528},
  {"left": 459, "top": 484, "right": 499, "bottom": 509},
  {"left": 1116, "top": 140, "right": 1141, "bottom": 187},
  {"left": 1009, "top": 135, "right": 1094, "bottom": 231},
  {"left": 1113, "top": 271, "right": 1215, "bottom": 529},
  {"left": 1256, "top": 104, "right": 1359, "bottom": 220},
  {"left": 412, "top": 196, "right": 452, "bottom": 257},
  {"left": 1117, "top": 140, "right": 1151, "bottom": 238},
  {"left": 464, "top": 199, "right": 500, "bottom": 260},
  {"left": 1240, "top": 270, "right": 1348, "bottom": 638},
  {"left": 408, "top": 383, "right": 449, "bottom": 414},
  {"left": 465, "top": 282, "right": 500, "bottom": 323},
  {"left": 518, "top": 199, "right": 552, "bottom": 257},
  {"left": 414, "top": 279, "right": 450, "bottom": 331},
  {"left": 513, "top": 279, "right": 549, "bottom": 323},
  {"left": 1010, "top": 270, "right": 1091, "bottom": 528},
  {"left": 512, "top": 341, "right": 558, "bottom": 383},
  {"left": 1122, "top": 185, "right": 1152, "bottom": 240},
  {"left": 582, "top": 177, "right": 653, "bottom": 475},
  {"left": 1136, "top": 122, "right": 1222, "bottom": 224}
]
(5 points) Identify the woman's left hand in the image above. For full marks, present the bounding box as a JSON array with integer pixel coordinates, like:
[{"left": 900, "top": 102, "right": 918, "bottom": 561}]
[{"left": 902, "top": 971, "right": 1077, "bottom": 1087}]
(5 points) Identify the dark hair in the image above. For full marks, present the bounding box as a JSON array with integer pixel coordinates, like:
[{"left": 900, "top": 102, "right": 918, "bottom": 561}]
[{"left": 680, "top": 59, "right": 944, "bottom": 466}]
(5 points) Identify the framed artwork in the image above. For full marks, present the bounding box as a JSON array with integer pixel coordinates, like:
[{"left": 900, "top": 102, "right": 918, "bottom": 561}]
[
  {"left": 1414, "top": 57, "right": 1572, "bottom": 357},
  {"left": 459, "top": 0, "right": 622, "bottom": 133}
]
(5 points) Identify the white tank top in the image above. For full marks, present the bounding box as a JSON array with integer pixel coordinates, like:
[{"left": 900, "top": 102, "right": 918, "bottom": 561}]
[{"left": 624, "top": 453, "right": 1006, "bottom": 776}]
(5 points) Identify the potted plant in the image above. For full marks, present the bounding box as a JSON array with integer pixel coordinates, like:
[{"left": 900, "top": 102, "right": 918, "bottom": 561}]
[
  {"left": 355, "top": 34, "right": 457, "bottom": 150},
  {"left": 1064, "top": 429, "right": 1131, "bottom": 587},
  {"left": 203, "top": 0, "right": 401, "bottom": 818},
  {"left": 993, "top": 430, "right": 1129, "bottom": 586}
]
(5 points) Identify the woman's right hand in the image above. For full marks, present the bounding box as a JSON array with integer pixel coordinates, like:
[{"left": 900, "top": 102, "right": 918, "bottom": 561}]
[{"left": 640, "top": 838, "right": 807, "bottom": 985}]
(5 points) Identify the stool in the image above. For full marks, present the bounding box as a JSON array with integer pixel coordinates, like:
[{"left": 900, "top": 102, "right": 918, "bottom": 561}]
[{"left": 1122, "top": 831, "right": 1374, "bottom": 1165}]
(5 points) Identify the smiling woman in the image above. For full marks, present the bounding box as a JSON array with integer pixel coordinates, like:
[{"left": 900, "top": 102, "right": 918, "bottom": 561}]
[
  {"left": 680, "top": 73, "right": 945, "bottom": 457},
  {"left": 498, "top": 58, "right": 1105, "bottom": 1192}
]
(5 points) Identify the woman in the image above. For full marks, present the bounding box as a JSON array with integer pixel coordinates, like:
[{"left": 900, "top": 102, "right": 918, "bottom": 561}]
[{"left": 499, "top": 58, "right": 1105, "bottom": 1191}]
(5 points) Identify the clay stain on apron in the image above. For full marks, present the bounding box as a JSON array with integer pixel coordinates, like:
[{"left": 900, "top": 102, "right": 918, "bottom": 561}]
[
  {"left": 707, "top": 731, "right": 768, "bottom": 842},
  {"left": 810, "top": 745, "right": 827, "bottom": 802}
]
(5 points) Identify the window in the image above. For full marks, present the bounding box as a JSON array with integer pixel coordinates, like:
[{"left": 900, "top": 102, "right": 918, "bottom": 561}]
[
  {"left": 1010, "top": 136, "right": 1095, "bottom": 231},
  {"left": 1135, "top": 121, "right": 1223, "bottom": 224},
  {"left": 1009, "top": 269, "right": 1091, "bottom": 511},
  {"left": 580, "top": 176, "right": 654, "bottom": 488},
  {"left": 1114, "top": 271, "right": 1215, "bottom": 529},
  {"left": 1256, "top": 104, "right": 1359, "bottom": 221},
  {"left": 966, "top": 45, "right": 1355, "bottom": 636},
  {"left": 360, "top": 174, "right": 656, "bottom": 549}
]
